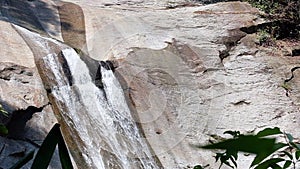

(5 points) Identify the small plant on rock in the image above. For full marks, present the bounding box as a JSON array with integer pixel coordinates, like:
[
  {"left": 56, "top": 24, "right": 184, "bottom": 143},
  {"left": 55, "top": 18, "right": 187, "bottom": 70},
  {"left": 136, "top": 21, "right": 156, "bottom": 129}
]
[{"left": 257, "top": 29, "right": 275, "bottom": 46}]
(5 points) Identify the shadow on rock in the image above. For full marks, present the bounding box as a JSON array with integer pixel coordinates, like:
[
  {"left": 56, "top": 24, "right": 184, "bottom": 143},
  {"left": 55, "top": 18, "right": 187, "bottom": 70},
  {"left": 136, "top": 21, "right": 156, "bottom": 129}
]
[{"left": 0, "top": 0, "right": 60, "bottom": 36}]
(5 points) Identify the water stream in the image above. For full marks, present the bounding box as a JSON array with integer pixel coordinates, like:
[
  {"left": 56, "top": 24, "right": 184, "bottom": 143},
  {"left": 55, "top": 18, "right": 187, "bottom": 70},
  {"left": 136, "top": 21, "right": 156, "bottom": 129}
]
[{"left": 43, "top": 48, "right": 160, "bottom": 169}]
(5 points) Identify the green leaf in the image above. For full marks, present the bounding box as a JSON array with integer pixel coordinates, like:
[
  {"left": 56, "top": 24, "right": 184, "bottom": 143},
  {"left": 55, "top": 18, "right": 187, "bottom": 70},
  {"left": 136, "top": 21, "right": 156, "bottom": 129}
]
[
  {"left": 285, "top": 133, "right": 293, "bottom": 142},
  {"left": 296, "top": 150, "right": 300, "bottom": 160},
  {"left": 273, "top": 143, "right": 287, "bottom": 150},
  {"left": 229, "top": 155, "right": 237, "bottom": 168},
  {"left": 0, "top": 124, "right": 8, "bottom": 135},
  {"left": 201, "top": 135, "right": 276, "bottom": 154},
  {"left": 254, "top": 158, "right": 285, "bottom": 169},
  {"left": 283, "top": 151, "right": 293, "bottom": 160},
  {"left": 283, "top": 160, "right": 292, "bottom": 169},
  {"left": 270, "top": 163, "right": 283, "bottom": 169},
  {"left": 215, "top": 153, "right": 223, "bottom": 162},
  {"left": 256, "top": 127, "right": 282, "bottom": 137},
  {"left": 251, "top": 143, "right": 287, "bottom": 167},
  {"left": 221, "top": 157, "right": 234, "bottom": 169},
  {"left": 201, "top": 135, "right": 286, "bottom": 167},
  {"left": 296, "top": 144, "right": 300, "bottom": 150},
  {"left": 220, "top": 153, "right": 230, "bottom": 164},
  {"left": 290, "top": 142, "right": 300, "bottom": 150},
  {"left": 214, "top": 151, "right": 238, "bottom": 169},
  {"left": 193, "top": 165, "right": 204, "bottom": 169},
  {"left": 230, "top": 150, "right": 238, "bottom": 160},
  {"left": 9, "top": 150, "right": 34, "bottom": 169}
]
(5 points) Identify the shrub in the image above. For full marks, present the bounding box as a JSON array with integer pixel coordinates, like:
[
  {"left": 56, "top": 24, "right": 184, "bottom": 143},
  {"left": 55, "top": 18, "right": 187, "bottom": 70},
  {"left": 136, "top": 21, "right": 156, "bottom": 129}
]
[{"left": 244, "top": 0, "right": 300, "bottom": 40}]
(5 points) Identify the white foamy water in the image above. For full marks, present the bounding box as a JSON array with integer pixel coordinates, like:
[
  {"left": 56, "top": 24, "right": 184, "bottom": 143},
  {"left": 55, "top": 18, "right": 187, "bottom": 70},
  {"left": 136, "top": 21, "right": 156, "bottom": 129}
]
[{"left": 43, "top": 48, "right": 160, "bottom": 169}]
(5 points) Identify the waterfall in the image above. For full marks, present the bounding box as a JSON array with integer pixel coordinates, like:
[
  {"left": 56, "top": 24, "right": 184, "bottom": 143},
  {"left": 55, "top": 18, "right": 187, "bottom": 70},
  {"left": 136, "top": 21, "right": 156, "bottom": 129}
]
[{"left": 43, "top": 48, "right": 160, "bottom": 169}]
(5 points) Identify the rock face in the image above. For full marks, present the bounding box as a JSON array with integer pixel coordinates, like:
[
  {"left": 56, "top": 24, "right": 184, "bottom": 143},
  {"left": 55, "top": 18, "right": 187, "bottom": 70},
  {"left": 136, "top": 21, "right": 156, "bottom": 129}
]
[
  {"left": 0, "top": 39, "right": 59, "bottom": 168},
  {"left": 0, "top": 3, "right": 59, "bottom": 168},
  {"left": 1, "top": 0, "right": 300, "bottom": 169}
]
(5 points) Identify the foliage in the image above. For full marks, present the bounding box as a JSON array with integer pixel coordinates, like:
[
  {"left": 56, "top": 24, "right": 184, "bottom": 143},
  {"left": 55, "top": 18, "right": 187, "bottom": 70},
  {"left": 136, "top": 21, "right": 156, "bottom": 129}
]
[
  {"left": 9, "top": 123, "right": 73, "bottom": 169},
  {"left": 244, "top": 0, "right": 280, "bottom": 15},
  {"left": 257, "top": 29, "right": 275, "bottom": 46},
  {"left": 199, "top": 127, "right": 300, "bottom": 169},
  {"left": 243, "top": 0, "right": 300, "bottom": 41},
  {"left": 244, "top": 0, "right": 300, "bottom": 23}
]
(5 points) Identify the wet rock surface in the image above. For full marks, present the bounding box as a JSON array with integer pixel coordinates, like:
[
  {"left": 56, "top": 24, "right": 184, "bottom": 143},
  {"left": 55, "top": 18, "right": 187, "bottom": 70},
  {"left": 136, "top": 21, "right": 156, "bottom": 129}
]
[{"left": 0, "top": 0, "right": 300, "bottom": 169}]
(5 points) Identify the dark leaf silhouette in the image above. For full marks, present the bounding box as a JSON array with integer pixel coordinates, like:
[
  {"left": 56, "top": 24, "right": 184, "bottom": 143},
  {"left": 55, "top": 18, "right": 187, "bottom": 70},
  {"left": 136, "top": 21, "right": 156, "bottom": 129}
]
[
  {"left": 31, "top": 123, "right": 73, "bottom": 169},
  {"left": 9, "top": 150, "right": 34, "bottom": 169}
]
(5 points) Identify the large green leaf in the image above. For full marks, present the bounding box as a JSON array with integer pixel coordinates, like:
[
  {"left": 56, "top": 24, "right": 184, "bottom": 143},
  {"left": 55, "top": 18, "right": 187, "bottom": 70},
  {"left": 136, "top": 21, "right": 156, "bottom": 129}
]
[
  {"left": 295, "top": 150, "right": 300, "bottom": 160},
  {"left": 9, "top": 150, "right": 34, "bottom": 169},
  {"left": 283, "top": 160, "right": 292, "bottom": 169},
  {"left": 256, "top": 127, "right": 282, "bottom": 137},
  {"left": 201, "top": 135, "right": 276, "bottom": 154},
  {"left": 201, "top": 135, "right": 288, "bottom": 167},
  {"left": 251, "top": 143, "right": 287, "bottom": 167},
  {"left": 254, "top": 158, "right": 285, "bottom": 169}
]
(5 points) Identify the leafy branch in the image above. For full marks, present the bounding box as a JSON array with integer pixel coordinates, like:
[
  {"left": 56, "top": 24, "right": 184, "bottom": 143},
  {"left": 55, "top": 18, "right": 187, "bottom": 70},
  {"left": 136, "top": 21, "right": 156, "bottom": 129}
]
[{"left": 198, "top": 127, "right": 300, "bottom": 169}]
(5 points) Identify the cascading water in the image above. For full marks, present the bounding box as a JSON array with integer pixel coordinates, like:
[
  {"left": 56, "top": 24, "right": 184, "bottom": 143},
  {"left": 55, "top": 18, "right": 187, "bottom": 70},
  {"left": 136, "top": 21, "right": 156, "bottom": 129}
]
[{"left": 43, "top": 48, "right": 160, "bottom": 169}]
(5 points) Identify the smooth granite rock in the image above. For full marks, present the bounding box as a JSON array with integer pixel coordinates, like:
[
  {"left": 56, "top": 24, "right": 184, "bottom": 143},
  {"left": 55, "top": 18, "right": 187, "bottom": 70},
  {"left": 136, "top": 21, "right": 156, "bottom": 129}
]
[{"left": 1, "top": 0, "right": 300, "bottom": 168}]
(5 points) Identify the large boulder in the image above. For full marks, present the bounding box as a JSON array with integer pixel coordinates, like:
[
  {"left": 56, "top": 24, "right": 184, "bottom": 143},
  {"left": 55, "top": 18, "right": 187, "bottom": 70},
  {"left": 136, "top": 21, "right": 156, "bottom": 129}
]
[
  {"left": 1, "top": 0, "right": 300, "bottom": 168},
  {"left": 79, "top": 1, "right": 299, "bottom": 168}
]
